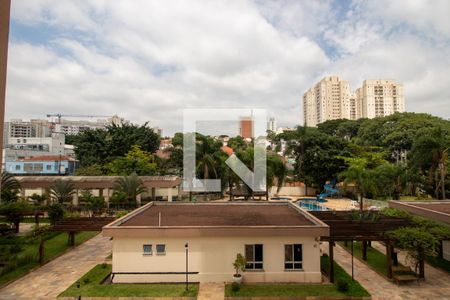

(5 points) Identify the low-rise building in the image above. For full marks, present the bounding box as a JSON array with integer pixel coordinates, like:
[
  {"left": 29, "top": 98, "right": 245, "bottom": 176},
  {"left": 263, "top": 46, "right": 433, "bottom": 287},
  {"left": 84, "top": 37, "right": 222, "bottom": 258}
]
[
  {"left": 5, "top": 155, "right": 77, "bottom": 175},
  {"left": 102, "top": 202, "right": 329, "bottom": 283}
]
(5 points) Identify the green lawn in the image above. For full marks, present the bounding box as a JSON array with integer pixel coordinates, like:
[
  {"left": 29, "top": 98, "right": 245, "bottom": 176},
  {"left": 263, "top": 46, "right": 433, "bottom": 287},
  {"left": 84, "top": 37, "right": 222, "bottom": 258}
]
[
  {"left": 0, "top": 231, "right": 98, "bottom": 287},
  {"left": 426, "top": 255, "right": 450, "bottom": 274},
  {"left": 340, "top": 241, "right": 395, "bottom": 277},
  {"left": 59, "top": 264, "right": 198, "bottom": 297},
  {"left": 225, "top": 256, "right": 369, "bottom": 298}
]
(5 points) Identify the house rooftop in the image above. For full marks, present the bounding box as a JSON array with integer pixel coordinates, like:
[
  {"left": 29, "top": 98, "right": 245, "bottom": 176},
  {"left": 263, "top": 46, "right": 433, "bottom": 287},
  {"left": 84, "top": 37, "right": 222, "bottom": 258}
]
[
  {"left": 103, "top": 202, "right": 329, "bottom": 238},
  {"left": 389, "top": 200, "right": 450, "bottom": 225}
]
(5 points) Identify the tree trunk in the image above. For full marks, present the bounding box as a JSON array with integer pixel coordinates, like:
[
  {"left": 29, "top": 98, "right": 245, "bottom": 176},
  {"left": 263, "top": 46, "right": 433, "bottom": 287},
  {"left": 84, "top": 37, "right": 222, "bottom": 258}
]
[
  {"left": 419, "top": 258, "right": 425, "bottom": 278},
  {"left": 14, "top": 220, "right": 20, "bottom": 233},
  {"left": 440, "top": 162, "right": 446, "bottom": 200},
  {"left": 359, "top": 194, "right": 363, "bottom": 212}
]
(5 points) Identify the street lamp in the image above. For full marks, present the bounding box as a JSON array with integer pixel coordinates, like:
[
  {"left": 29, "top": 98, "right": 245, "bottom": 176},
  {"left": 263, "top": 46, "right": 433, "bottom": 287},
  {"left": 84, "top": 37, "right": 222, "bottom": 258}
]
[
  {"left": 185, "top": 243, "right": 189, "bottom": 291},
  {"left": 76, "top": 281, "right": 81, "bottom": 300}
]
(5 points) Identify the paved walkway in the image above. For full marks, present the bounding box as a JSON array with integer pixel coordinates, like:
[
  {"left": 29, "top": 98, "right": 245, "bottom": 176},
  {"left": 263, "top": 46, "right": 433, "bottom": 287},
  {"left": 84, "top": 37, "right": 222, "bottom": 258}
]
[
  {"left": 0, "top": 233, "right": 111, "bottom": 300},
  {"left": 197, "top": 283, "right": 225, "bottom": 300},
  {"left": 323, "top": 242, "right": 450, "bottom": 300}
]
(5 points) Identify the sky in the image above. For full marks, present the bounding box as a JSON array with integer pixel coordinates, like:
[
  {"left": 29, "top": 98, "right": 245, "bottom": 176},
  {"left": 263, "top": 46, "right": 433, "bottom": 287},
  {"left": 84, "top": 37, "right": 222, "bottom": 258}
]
[{"left": 5, "top": 0, "right": 450, "bottom": 136}]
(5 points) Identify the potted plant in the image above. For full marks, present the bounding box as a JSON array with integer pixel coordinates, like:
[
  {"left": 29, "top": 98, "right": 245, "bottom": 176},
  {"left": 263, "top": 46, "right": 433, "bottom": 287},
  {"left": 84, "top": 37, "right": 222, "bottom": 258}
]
[{"left": 232, "top": 253, "right": 246, "bottom": 284}]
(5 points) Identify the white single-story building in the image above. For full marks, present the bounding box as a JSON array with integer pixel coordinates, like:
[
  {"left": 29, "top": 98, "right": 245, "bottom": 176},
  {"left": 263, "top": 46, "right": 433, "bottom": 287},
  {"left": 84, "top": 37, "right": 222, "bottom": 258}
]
[{"left": 102, "top": 201, "right": 329, "bottom": 283}]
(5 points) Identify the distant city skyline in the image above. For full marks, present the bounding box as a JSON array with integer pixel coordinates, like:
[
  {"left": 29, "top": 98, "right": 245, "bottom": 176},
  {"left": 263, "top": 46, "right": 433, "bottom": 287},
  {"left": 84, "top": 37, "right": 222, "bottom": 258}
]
[{"left": 5, "top": 0, "right": 450, "bottom": 135}]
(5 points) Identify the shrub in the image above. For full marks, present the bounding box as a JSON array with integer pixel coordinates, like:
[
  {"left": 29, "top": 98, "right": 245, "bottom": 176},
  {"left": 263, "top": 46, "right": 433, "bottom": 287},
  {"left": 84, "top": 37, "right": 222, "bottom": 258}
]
[
  {"left": 83, "top": 277, "right": 91, "bottom": 284},
  {"left": 47, "top": 204, "right": 65, "bottom": 225},
  {"left": 336, "top": 279, "right": 349, "bottom": 292},
  {"left": 9, "top": 243, "right": 22, "bottom": 254},
  {"left": 231, "top": 282, "right": 240, "bottom": 292}
]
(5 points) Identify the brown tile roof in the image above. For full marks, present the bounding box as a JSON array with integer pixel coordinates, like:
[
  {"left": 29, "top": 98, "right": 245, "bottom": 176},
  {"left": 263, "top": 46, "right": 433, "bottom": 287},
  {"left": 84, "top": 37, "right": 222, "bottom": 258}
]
[{"left": 119, "top": 202, "right": 315, "bottom": 227}]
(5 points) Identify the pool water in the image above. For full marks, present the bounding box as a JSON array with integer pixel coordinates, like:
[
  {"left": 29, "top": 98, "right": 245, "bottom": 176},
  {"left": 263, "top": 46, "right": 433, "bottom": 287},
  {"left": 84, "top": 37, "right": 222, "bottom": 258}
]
[
  {"left": 297, "top": 200, "right": 329, "bottom": 211},
  {"left": 301, "top": 197, "right": 328, "bottom": 203}
]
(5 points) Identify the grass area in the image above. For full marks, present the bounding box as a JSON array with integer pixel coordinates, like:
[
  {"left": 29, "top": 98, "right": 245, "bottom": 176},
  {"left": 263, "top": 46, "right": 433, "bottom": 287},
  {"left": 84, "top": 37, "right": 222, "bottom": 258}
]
[
  {"left": 0, "top": 231, "right": 98, "bottom": 287},
  {"left": 225, "top": 255, "right": 369, "bottom": 298},
  {"left": 340, "top": 241, "right": 394, "bottom": 277},
  {"left": 426, "top": 255, "right": 450, "bottom": 274},
  {"left": 59, "top": 264, "right": 198, "bottom": 297}
]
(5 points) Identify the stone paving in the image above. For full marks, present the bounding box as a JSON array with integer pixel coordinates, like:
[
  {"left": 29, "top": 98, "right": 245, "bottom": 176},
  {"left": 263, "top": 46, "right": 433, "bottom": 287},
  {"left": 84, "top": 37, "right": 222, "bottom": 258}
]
[
  {"left": 0, "top": 233, "right": 111, "bottom": 300},
  {"left": 323, "top": 242, "right": 450, "bottom": 300},
  {"left": 197, "top": 282, "right": 225, "bottom": 300}
]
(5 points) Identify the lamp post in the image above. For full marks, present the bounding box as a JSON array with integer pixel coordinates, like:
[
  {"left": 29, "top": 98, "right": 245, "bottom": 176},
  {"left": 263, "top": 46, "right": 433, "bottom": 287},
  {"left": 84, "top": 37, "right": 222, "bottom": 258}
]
[
  {"left": 185, "top": 243, "right": 189, "bottom": 291},
  {"left": 76, "top": 281, "right": 81, "bottom": 300}
]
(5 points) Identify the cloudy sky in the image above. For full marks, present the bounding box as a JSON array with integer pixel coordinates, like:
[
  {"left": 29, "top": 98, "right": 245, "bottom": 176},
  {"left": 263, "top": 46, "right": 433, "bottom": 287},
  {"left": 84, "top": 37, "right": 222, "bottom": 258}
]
[{"left": 6, "top": 0, "right": 450, "bottom": 135}]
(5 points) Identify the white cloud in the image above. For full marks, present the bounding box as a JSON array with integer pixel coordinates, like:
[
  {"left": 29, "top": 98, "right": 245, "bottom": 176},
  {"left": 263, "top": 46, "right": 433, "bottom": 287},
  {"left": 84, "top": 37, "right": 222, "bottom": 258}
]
[{"left": 6, "top": 0, "right": 450, "bottom": 134}]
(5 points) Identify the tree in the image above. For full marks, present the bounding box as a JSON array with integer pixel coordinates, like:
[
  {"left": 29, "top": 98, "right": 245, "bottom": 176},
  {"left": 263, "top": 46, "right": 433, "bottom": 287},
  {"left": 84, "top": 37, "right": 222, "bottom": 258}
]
[
  {"left": 50, "top": 180, "right": 76, "bottom": 204},
  {"left": 1, "top": 172, "right": 21, "bottom": 204},
  {"left": 411, "top": 127, "right": 450, "bottom": 199},
  {"left": 47, "top": 203, "right": 65, "bottom": 225},
  {"left": 388, "top": 227, "right": 438, "bottom": 278},
  {"left": 267, "top": 153, "right": 287, "bottom": 195},
  {"left": 75, "top": 164, "right": 105, "bottom": 176},
  {"left": 113, "top": 173, "right": 147, "bottom": 206},
  {"left": 71, "top": 122, "right": 160, "bottom": 168},
  {"left": 339, "top": 151, "right": 386, "bottom": 210},
  {"left": 28, "top": 193, "right": 47, "bottom": 206},
  {"left": 80, "top": 190, "right": 106, "bottom": 216},
  {"left": 106, "top": 145, "right": 157, "bottom": 176},
  {"left": 293, "top": 128, "right": 350, "bottom": 189},
  {"left": 0, "top": 202, "right": 34, "bottom": 233}
]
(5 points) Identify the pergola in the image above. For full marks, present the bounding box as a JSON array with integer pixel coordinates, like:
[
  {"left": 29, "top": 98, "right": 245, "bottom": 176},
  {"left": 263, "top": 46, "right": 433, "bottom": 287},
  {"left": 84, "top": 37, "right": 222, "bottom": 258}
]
[
  {"left": 52, "top": 217, "right": 115, "bottom": 246},
  {"left": 15, "top": 176, "right": 182, "bottom": 204},
  {"left": 310, "top": 211, "right": 412, "bottom": 282}
]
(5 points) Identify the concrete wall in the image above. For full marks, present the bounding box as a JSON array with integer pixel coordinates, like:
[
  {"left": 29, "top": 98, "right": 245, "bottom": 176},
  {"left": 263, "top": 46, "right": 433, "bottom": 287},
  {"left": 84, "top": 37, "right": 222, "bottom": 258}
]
[
  {"left": 444, "top": 240, "right": 450, "bottom": 261},
  {"left": 112, "top": 235, "right": 321, "bottom": 283},
  {"left": 270, "top": 186, "right": 317, "bottom": 197}
]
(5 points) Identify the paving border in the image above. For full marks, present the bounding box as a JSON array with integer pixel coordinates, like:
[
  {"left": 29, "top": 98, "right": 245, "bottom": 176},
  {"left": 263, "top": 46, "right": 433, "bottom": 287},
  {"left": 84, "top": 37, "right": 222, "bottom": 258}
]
[{"left": 0, "top": 231, "right": 101, "bottom": 289}]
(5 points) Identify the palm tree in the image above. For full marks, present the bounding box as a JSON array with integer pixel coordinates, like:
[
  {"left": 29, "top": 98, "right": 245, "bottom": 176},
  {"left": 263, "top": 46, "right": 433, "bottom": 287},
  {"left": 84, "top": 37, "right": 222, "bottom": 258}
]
[
  {"left": 339, "top": 157, "right": 377, "bottom": 211},
  {"left": 50, "top": 180, "right": 75, "bottom": 204},
  {"left": 196, "top": 135, "right": 220, "bottom": 200},
  {"left": 267, "top": 154, "right": 287, "bottom": 199},
  {"left": 1, "top": 172, "right": 21, "bottom": 204},
  {"left": 113, "top": 173, "right": 147, "bottom": 206}
]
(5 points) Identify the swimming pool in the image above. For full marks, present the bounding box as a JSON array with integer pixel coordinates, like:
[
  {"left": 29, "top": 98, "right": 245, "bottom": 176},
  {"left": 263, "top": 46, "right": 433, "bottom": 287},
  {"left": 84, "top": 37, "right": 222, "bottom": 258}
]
[
  {"left": 297, "top": 200, "right": 329, "bottom": 211},
  {"left": 300, "top": 197, "right": 328, "bottom": 203}
]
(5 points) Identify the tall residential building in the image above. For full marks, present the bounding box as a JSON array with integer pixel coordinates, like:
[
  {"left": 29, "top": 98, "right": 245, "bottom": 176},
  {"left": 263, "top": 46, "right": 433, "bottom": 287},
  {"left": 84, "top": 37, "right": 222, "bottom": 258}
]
[
  {"left": 303, "top": 76, "right": 353, "bottom": 127},
  {"left": 303, "top": 77, "right": 405, "bottom": 126},
  {"left": 239, "top": 117, "right": 253, "bottom": 139},
  {"left": 267, "top": 117, "right": 277, "bottom": 132},
  {"left": 357, "top": 79, "right": 405, "bottom": 119}
]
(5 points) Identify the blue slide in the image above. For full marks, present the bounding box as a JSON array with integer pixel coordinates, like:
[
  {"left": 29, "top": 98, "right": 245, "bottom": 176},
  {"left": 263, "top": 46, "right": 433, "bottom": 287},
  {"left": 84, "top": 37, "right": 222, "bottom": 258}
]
[{"left": 316, "top": 183, "right": 339, "bottom": 201}]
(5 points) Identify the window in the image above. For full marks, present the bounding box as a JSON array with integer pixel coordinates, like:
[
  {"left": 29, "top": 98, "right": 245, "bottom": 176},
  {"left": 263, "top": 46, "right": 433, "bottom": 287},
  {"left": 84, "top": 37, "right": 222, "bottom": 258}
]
[
  {"left": 156, "top": 244, "right": 166, "bottom": 255},
  {"left": 143, "top": 244, "right": 152, "bottom": 255},
  {"left": 285, "top": 244, "right": 303, "bottom": 270},
  {"left": 46, "top": 165, "right": 52, "bottom": 171},
  {"left": 245, "top": 244, "right": 263, "bottom": 270},
  {"left": 15, "top": 165, "right": 21, "bottom": 171}
]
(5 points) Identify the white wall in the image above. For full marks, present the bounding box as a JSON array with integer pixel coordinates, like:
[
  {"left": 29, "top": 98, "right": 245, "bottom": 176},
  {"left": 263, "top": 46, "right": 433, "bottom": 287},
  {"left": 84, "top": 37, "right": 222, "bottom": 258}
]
[
  {"left": 270, "top": 186, "right": 317, "bottom": 197},
  {"left": 112, "top": 235, "right": 322, "bottom": 283}
]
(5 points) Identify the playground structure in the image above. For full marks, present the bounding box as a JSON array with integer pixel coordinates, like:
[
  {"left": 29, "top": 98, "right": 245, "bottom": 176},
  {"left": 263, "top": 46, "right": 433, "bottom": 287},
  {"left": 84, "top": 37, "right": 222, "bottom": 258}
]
[{"left": 317, "top": 182, "right": 340, "bottom": 201}]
